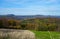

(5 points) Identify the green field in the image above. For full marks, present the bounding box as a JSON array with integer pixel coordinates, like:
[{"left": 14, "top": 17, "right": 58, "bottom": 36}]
[{"left": 31, "top": 31, "right": 60, "bottom": 39}]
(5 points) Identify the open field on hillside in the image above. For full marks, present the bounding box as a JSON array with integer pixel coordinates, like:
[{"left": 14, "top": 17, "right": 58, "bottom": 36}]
[{"left": 31, "top": 30, "right": 60, "bottom": 39}]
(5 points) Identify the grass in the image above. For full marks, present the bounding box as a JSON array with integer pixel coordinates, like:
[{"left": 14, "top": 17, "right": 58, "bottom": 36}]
[{"left": 31, "top": 30, "right": 60, "bottom": 39}]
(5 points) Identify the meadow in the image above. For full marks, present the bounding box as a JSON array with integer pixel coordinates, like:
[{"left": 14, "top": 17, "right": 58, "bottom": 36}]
[{"left": 31, "top": 30, "right": 60, "bottom": 39}]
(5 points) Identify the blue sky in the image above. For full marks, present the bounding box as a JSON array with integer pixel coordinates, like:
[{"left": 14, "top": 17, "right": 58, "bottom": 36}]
[{"left": 0, "top": 0, "right": 60, "bottom": 16}]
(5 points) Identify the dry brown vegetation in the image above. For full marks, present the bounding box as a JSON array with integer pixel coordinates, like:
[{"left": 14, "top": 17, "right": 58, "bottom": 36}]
[{"left": 0, "top": 29, "right": 35, "bottom": 39}]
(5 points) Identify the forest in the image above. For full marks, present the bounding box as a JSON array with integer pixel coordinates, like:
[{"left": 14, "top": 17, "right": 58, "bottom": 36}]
[{"left": 0, "top": 17, "right": 60, "bottom": 31}]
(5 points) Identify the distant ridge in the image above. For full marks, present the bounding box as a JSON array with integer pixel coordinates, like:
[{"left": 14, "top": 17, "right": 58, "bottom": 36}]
[{"left": 0, "top": 14, "right": 60, "bottom": 20}]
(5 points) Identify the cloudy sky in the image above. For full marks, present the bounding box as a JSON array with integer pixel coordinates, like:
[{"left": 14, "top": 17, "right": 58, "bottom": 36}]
[{"left": 0, "top": 0, "right": 60, "bottom": 16}]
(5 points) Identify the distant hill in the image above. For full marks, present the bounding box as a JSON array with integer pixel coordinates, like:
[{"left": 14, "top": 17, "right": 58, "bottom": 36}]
[{"left": 0, "top": 14, "right": 60, "bottom": 20}]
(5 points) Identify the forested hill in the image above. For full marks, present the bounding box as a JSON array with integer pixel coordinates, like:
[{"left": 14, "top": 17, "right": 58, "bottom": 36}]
[{"left": 0, "top": 14, "right": 60, "bottom": 31}]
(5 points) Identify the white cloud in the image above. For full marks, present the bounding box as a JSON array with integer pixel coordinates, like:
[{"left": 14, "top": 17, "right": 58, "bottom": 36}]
[
  {"left": 0, "top": 6, "right": 60, "bottom": 15},
  {"left": 0, "top": 0, "right": 60, "bottom": 15}
]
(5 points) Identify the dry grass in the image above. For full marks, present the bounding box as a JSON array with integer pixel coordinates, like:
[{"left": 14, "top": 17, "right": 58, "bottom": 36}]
[{"left": 0, "top": 29, "right": 35, "bottom": 39}]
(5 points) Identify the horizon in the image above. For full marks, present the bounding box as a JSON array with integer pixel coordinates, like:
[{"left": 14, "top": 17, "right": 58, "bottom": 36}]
[
  {"left": 0, "top": 0, "right": 60, "bottom": 16},
  {"left": 0, "top": 14, "right": 59, "bottom": 16}
]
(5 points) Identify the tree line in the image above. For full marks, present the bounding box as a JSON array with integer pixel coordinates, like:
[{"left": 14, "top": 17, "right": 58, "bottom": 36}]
[{"left": 0, "top": 18, "right": 60, "bottom": 31}]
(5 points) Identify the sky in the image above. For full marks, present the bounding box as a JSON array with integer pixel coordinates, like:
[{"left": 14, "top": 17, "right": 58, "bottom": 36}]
[{"left": 0, "top": 0, "right": 60, "bottom": 16}]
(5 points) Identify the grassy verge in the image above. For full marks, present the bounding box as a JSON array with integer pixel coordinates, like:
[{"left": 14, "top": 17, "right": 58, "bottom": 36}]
[{"left": 31, "top": 30, "right": 60, "bottom": 39}]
